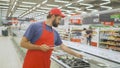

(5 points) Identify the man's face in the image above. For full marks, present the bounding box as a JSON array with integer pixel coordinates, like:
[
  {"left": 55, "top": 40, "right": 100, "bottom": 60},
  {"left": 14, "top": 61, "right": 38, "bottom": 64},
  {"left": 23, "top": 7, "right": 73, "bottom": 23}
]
[{"left": 52, "top": 16, "right": 61, "bottom": 27}]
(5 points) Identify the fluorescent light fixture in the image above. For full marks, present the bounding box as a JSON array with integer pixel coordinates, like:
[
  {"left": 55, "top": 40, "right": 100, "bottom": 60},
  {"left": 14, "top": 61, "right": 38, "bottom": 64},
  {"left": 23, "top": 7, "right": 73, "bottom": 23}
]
[
  {"left": 17, "top": 8, "right": 28, "bottom": 10},
  {"left": 29, "top": 10, "right": 32, "bottom": 12},
  {"left": 16, "top": 10, "right": 24, "bottom": 12},
  {"left": 58, "top": 6, "right": 62, "bottom": 9},
  {"left": 40, "top": 7, "right": 51, "bottom": 10},
  {"left": 8, "top": 13, "right": 11, "bottom": 17},
  {"left": 46, "top": 4, "right": 59, "bottom": 7},
  {"left": 36, "top": 4, "right": 41, "bottom": 7},
  {"left": 92, "top": 10, "right": 98, "bottom": 12},
  {"left": 19, "top": 5, "right": 32, "bottom": 7},
  {"left": 67, "top": 7, "right": 80, "bottom": 10},
  {"left": 0, "top": 3, "right": 9, "bottom": 5},
  {"left": 80, "top": 3, "right": 93, "bottom": 9},
  {"left": 22, "top": 1, "right": 36, "bottom": 4},
  {"left": 66, "top": 10, "right": 72, "bottom": 13},
  {"left": 65, "top": 3, "right": 72, "bottom": 6},
  {"left": 32, "top": 7, "right": 36, "bottom": 10},
  {"left": 75, "top": 10, "right": 82, "bottom": 12},
  {"left": 0, "top": 0, "right": 10, "bottom": 1},
  {"left": 86, "top": 5, "right": 93, "bottom": 9},
  {"left": 101, "top": 6, "right": 112, "bottom": 10},
  {"left": 11, "top": 1, "right": 17, "bottom": 11},
  {"left": 55, "top": 0, "right": 69, "bottom": 3},
  {"left": 87, "top": 8, "right": 96, "bottom": 10},
  {"left": 0, "top": 6, "right": 9, "bottom": 8},
  {"left": 102, "top": 0, "right": 110, "bottom": 1},
  {"left": 100, "top": 1, "right": 111, "bottom": 5},
  {"left": 77, "top": 0, "right": 83, "bottom": 2},
  {"left": 61, "top": 9, "right": 68, "bottom": 12},
  {"left": 67, "top": 7, "right": 76, "bottom": 9},
  {"left": 42, "top": 0, "right": 48, "bottom": 4},
  {"left": 36, "top": 10, "right": 46, "bottom": 12}
]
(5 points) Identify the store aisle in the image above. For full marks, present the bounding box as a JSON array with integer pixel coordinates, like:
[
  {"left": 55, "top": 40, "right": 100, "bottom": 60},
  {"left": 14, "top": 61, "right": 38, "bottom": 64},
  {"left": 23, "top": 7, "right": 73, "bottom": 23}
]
[{"left": 0, "top": 37, "right": 22, "bottom": 68}]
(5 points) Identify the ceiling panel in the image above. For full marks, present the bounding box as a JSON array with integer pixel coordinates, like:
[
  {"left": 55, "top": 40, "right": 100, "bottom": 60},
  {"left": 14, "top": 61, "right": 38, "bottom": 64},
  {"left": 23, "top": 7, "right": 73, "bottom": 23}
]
[{"left": 0, "top": 0, "right": 120, "bottom": 19}]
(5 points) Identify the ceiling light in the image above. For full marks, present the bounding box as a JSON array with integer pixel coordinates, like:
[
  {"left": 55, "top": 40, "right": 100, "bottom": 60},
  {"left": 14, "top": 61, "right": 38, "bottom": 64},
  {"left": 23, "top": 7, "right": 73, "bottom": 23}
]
[
  {"left": 80, "top": 3, "right": 93, "bottom": 9},
  {"left": 40, "top": 7, "right": 51, "bottom": 10},
  {"left": 19, "top": 5, "right": 32, "bottom": 7},
  {"left": 65, "top": 3, "right": 72, "bottom": 6},
  {"left": 77, "top": 0, "right": 83, "bottom": 2},
  {"left": 67, "top": 7, "right": 76, "bottom": 9},
  {"left": 61, "top": 9, "right": 68, "bottom": 12},
  {"left": 86, "top": 5, "right": 93, "bottom": 9},
  {"left": 55, "top": 0, "right": 69, "bottom": 3},
  {"left": 0, "top": 6, "right": 9, "bottom": 8},
  {"left": 17, "top": 8, "right": 28, "bottom": 10},
  {"left": 100, "top": 1, "right": 111, "bottom": 5},
  {"left": 42, "top": 0, "right": 48, "bottom": 4},
  {"left": 66, "top": 11, "right": 72, "bottom": 13},
  {"left": 32, "top": 7, "right": 36, "bottom": 10},
  {"left": 87, "top": 8, "right": 96, "bottom": 11},
  {"left": 46, "top": 4, "right": 59, "bottom": 7},
  {"left": 67, "top": 7, "right": 80, "bottom": 10},
  {"left": 75, "top": 10, "right": 82, "bottom": 12},
  {"left": 8, "top": 13, "right": 11, "bottom": 17},
  {"left": 11, "top": 1, "right": 17, "bottom": 11},
  {"left": 101, "top": 6, "right": 112, "bottom": 10},
  {"left": 102, "top": 0, "right": 110, "bottom": 1},
  {"left": 36, "top": 4, "right": 41, "bottom": 7},
  {"left": 36, "top": 10, "right": 46, "bottom": 12},
  {"left": 28, "top": 10, "right": 32, "bottom": 12},
  {"left": 22, "top": 1, "right": 36, "bottom": 4},
  {"left": 0, "top": 3, "right": 9, "bottom": 5},
  {"left": 58, "top": 6, "right": 62, "bottom": 9}
]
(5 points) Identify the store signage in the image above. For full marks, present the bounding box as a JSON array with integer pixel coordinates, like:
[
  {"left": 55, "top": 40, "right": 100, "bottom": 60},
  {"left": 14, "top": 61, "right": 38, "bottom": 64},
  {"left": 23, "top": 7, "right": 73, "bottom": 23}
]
[
  {"left": 70, "top": 19, "right": 81, "bottom": 24},
  {"left": 83, "top": 16, "right": 99, "bottom": 24},
  {"left": 99, "top": 13, "right": 114, "bottom": 22},
  {"left": 103, "top": 22, "right": 114, "bottom": 26},
  {"left": 110, "top": 14, "right": 120, "bottom": 18},
  {"left": 70, "top": 14, "right": 81, "bottom": 24}
]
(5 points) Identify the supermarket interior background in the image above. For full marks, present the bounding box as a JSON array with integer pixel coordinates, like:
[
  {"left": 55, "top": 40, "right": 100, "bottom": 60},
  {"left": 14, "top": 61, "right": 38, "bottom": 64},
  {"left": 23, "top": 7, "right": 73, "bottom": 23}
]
[{"left": 0, "top": 0, "right": 120, "bottom": 68}]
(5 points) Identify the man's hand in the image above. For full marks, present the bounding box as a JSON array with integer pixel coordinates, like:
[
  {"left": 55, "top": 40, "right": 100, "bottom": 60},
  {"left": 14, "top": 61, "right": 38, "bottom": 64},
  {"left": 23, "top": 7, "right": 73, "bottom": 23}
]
[
  {"left": 76, "top": 54, "right": 83, "bottom": 58},
  {"left": 39, "top": 44, "right": 53, "bottom": 52},
  {"left": 60, "top": 44, "right": 83, "bottom": 59}
]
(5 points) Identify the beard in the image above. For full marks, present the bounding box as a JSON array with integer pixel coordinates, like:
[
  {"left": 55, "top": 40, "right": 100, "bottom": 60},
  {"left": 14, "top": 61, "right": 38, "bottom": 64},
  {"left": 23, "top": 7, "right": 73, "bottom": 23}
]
[{"left": 52, "top": 18, "right": 59, "bottom": 27}]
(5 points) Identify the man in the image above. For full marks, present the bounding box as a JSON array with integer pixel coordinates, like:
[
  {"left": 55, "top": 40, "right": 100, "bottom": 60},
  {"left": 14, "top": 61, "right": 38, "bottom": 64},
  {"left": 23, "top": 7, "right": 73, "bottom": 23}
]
[
  {"left": 86, "top": 27, "right": 93, "bottom": 45},
  {"left": 20, "top": 8, "right": 83, "bottom": 68},
  {"left": 81, "top": 28, "right": 87, "bottom": 44}
]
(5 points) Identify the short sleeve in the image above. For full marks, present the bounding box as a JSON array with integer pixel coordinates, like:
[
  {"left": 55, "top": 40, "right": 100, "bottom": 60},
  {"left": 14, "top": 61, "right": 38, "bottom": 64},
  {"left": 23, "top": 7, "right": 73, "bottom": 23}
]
[
  {"left": 24, "top": 23, "right": 36, "bottom": 41},
  {"left": 54, "top": 31, "right": 63, "bottom": 46}
]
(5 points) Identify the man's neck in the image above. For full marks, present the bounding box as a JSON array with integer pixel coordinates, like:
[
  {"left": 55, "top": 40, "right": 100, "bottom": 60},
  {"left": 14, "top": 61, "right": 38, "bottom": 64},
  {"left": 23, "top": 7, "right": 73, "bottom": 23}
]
[{"left": 45, "top": 19, "right": 52, "bottom": 27}]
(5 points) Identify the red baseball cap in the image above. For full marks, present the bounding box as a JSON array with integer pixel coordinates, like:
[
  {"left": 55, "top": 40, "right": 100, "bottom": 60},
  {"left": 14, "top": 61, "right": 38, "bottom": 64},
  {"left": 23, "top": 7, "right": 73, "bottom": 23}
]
[{"left": 49, "top": 8, "right": 65, "bottom": 18}]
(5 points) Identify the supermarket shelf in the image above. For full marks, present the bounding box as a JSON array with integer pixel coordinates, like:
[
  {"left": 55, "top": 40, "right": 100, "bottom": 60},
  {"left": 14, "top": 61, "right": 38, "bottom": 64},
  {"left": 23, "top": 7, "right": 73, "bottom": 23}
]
[
  {"left": 51, "top": 56, "right": 71, "bottom": 68},
  {"left": 11, "top": 36, "right": 120, "bottom": 68},
  {"left": 63, "top": 40, "right": 120, "bottom": 64}
]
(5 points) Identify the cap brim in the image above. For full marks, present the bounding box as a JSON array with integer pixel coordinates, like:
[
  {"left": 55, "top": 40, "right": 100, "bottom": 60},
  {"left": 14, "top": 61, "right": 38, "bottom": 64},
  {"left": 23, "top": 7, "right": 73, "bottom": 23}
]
[{"left": 61, "top": 13, "right": 65, "bottom": 18}]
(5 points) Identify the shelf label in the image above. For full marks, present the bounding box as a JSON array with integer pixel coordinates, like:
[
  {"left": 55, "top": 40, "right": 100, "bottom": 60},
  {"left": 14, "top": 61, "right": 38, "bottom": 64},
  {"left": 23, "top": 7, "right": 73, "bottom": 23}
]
[
  {"left": 70, "top": 19, "right": 81, "bottom": 24},
  {"left": 110, "top": 14, "right": 120, "bottom": 18},
  {"left": 103, "top": 22, "right": 114, "bottom": 26}
]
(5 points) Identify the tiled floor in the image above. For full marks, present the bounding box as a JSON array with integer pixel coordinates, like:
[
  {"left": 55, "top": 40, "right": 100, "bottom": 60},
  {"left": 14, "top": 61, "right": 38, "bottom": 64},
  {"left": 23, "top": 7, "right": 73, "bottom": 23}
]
[{"left": 0, "top": 36, "right": 22, "bottom": 68}]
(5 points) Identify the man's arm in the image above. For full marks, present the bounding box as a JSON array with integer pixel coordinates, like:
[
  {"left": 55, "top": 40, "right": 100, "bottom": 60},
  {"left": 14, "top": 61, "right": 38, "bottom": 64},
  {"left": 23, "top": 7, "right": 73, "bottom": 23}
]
[
  {"left": 20, "top": 36, "right": 52, "bottom": 52},
  {"left": 60, "top": 43, "right": 83, "bottom": 58}
]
